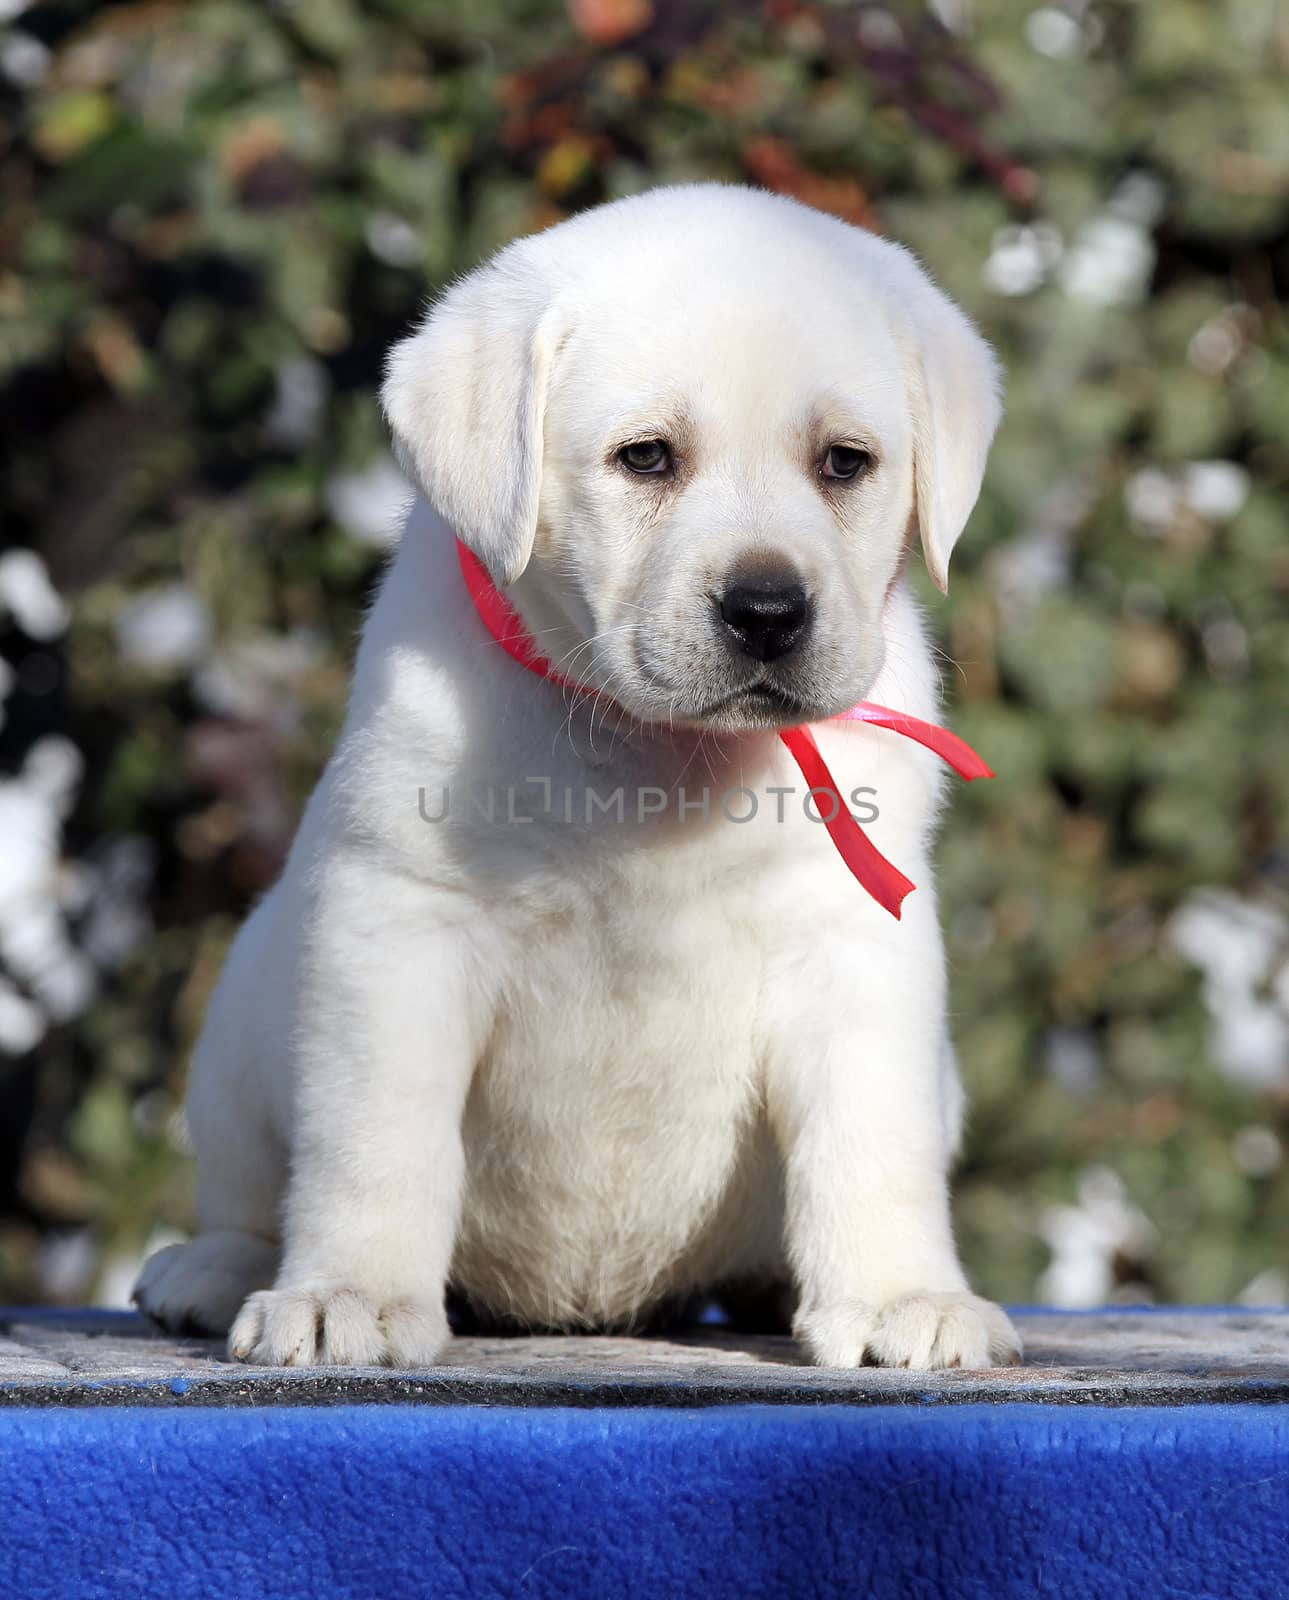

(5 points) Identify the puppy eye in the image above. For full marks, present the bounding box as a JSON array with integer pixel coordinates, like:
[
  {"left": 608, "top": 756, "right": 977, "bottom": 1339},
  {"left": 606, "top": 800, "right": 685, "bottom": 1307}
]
[
  {"left": 821, "top": 444, "right": 872, "bottom": 482},
  {"left": 618, "top": 440, "right": 671, "bottom": 475}
]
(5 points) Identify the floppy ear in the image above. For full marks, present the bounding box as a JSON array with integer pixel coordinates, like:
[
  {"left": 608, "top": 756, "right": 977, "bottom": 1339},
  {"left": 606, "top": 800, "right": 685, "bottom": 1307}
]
[
  {"left": 381, "top": 261, "right": 561, "bottom": 584},
  {"left": 899, "top": 269, "right": 1002, "bottom": 594}
]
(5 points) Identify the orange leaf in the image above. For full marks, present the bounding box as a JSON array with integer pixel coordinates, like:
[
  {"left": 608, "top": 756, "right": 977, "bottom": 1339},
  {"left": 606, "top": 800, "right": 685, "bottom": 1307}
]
[{"left": 568, "top": 0, "right": 653, "bottom": 47}]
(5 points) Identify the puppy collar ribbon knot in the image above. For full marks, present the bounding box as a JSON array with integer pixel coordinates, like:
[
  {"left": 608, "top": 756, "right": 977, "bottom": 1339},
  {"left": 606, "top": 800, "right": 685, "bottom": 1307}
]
[{"left": 457, "top": 540, "right": 992, "bottom": 920}]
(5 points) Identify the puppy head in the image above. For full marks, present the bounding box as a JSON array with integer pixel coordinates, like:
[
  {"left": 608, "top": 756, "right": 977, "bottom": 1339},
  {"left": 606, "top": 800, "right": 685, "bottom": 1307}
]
[{"left": 383, "top": 185, "right": 1000, "bottom": 730}]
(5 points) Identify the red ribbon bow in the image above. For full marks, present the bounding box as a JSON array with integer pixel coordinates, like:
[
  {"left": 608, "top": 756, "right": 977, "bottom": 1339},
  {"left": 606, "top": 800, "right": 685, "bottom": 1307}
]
[{"left": 457, "top": 541, "right": 992, "bottom": 919}]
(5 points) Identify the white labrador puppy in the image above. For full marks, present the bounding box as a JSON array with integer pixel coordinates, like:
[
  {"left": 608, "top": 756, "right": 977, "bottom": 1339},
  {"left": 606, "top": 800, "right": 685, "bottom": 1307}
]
[{"left": 135, "top": 184, "right": 1020, "bottom": 1371}]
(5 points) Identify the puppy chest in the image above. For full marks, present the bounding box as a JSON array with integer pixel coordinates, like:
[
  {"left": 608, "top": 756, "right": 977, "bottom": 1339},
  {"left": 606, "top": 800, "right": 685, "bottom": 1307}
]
[
  {"left": 468, "top": 1013, "right": 755, "bottom": 1153},
  {"left": 453, "top": 902, "right": 769, "bottom": 1317},
  {"left": 476, "top": 899, "right": 765, "bottom": 1133}
]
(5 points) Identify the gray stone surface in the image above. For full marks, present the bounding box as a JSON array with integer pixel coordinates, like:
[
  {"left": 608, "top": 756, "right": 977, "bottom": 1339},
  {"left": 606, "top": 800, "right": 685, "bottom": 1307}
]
[{"left": 3, "top": 1307, "right": 1288, "bottom": 1407}]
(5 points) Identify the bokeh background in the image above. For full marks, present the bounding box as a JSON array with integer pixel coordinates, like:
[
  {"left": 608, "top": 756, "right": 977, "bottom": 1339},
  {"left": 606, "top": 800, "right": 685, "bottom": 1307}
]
[{"left": 1, "top": 0, "right": 1287, "bottom": 1312}]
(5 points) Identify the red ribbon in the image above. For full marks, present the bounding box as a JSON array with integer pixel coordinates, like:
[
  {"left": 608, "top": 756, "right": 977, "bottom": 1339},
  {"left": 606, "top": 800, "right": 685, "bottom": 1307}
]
[{"left": 457, "top": 541, "right": 992, "bottom": 919}]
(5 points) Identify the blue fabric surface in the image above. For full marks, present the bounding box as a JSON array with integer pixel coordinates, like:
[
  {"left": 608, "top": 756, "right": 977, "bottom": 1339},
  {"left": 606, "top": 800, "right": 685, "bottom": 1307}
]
[{"left": 3, "top": 1402, "right": 1288, "bottom": 1599}]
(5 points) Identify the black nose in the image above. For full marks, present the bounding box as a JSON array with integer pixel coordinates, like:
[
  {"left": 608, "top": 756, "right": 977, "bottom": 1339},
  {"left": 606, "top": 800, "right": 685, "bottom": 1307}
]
[{"left": 718, "top": 576, "right": 812, "bottom": 663}]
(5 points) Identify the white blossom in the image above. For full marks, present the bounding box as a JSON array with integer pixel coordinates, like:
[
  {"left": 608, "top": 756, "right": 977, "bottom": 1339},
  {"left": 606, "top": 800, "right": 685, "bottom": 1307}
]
[
  {"left": 983, "top": 222, "right": 1062, "bottom": 297},
  {"left": 0, "top": 549, "right": 68, "bottom": 640},
  {"left": 1169, "top": 890, "right": 1289, "bottom": 1089},
  {"left": 325, "top": 453, "right": 411, "bottom": 547},
  {"left": 1038, "top": 1166, "right": 1155, "bottom": 1307},
  {"left": 1060, "top": 214, "right": 1154, "bottom": 307},
  {"left": 1025, "top": 7, "right": 1085, "bottom": 59},
  {"left": 365, "top": 212, "right": 424, "bottom": 268},
  {"left": 0, "top": 976, "right": 44, "bottom": 1053},
  {"left": 116, "top": 583, "right": 213, "bottom": 670},
  {"left": 1181, "top": 460, "right": 1249, "bottom": 522},
  {"left": 1124, "top": 468, "right": 1179, "bottom": 535},
  {"left": 0, "top": 29, "right": 49, "bottom": 85}
]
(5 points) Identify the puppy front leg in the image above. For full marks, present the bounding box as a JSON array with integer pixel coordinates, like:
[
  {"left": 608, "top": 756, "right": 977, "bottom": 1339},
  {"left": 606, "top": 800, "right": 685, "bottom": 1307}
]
[
  {"left": 229, "top": 871, "right": 489, "bottom": 1369},
  {"left": 766, "top": 921, "right": 1020, "bottom": 1371}
]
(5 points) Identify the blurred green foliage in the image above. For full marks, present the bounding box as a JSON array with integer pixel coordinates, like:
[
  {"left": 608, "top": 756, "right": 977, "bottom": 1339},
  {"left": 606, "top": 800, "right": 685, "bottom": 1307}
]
[{"left": 0, "top": 0, "right": 1287, "bottom": 1310}]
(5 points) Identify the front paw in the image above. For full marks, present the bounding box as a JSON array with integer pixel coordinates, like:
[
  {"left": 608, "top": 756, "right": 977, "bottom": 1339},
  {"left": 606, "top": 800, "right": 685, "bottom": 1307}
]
[
  {"left": 796, "top": 1291, "right": 1020, "bottom": 1371},
  {"left": 228, "top": 1285, "right": 449, "bottom": 1369},
  {"left": 133, "top": 1230, "right": 278, "bottom": 1337}
]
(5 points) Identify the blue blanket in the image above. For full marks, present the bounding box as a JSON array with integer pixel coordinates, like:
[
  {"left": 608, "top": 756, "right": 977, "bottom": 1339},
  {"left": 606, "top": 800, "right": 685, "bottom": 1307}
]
[{"left": 3, "top": 1402, "right": 1287, "bottom": 1599}]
